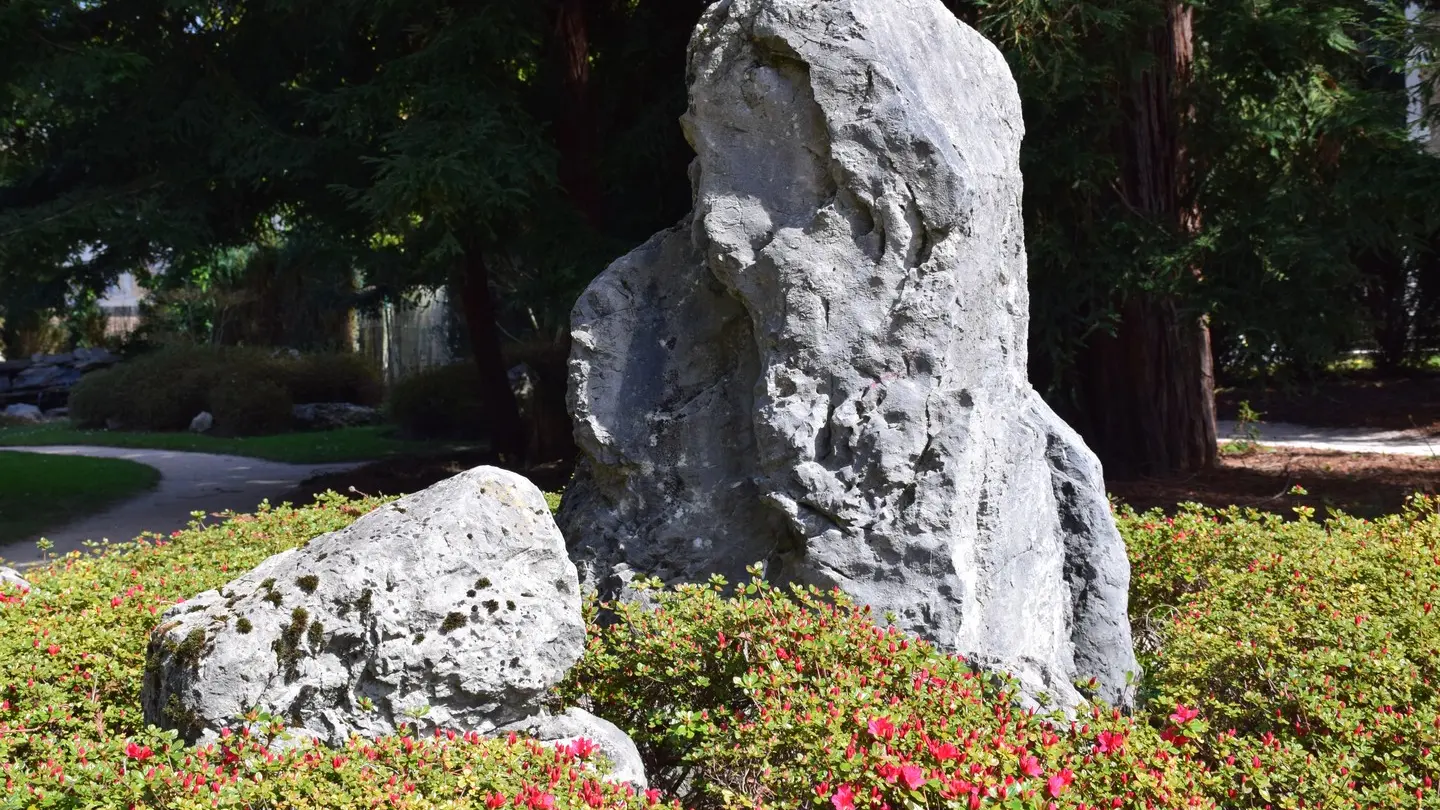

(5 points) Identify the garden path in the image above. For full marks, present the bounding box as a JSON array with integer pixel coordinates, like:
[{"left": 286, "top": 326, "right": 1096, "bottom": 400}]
[
  {"left": 1217, "top": 420, "right": 1439, "bottom": 457},
  {"left": 0, "top": 446, "right": 364, "bottom": 567}
]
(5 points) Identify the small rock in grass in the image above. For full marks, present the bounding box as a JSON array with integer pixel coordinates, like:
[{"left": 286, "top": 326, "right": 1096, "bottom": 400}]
[
  {"left": 292, "top": 402, "right": 380, "bottom": 431},
  {"left": 188, "top": 411, "right": 214, "bottom": 434},
  {"left": 3, "top": 404, "right": 42, "bottom": 423}
]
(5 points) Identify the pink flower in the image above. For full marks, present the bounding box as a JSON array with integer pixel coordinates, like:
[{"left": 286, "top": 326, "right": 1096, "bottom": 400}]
[
  {"left": 644, "top": 788, "right": 662, "bottom": 805},
  {"left": 1019, "top": 754, "right": 1044, "bottom": 777},
  {"left": 1169, "top": 704, "right": 1199, "bottom": 725},
  {"left": 1095, "top": 730, "right": 1125, "bottom": 754},
  {"left": 867, "top": 717, "right": 896, "bottom": 740},
  {"left": 901, "top": 764, "right": 926, "bottom": 790},
  {"left": 832, "top": 783, "right": 857, "bottom": 810},
  {"left": 1046, "top": 769, "right": 1074, "bottom": 798}
]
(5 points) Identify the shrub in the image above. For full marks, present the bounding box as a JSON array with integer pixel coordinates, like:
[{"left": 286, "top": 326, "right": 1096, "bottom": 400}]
[
  {"left": 282, "top": 351, "right": 384, "bottom": 406},
  {"left": 67, "top": 345, "right": 246, "bottom": 430},
  {"left": 0, "top": 496, "right": 664, "bottom": 810},
  {"left": 1120, "top": 497, "right": 1440, "bottom": 808},
  {"left": 208, "top": 372, "right": 294, "bottom": 436},
  {"left": 387, "top": 363, "right": 487, "bottom": 439},
  {"left": 564, "top": 573, "right": 1212, "bottom": 810},
  {"left": 67, "top": 345, "right": 381, "bottom": 434}
]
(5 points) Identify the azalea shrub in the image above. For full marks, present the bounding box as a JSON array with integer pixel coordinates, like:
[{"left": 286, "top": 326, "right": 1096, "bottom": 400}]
[
  {"left": 562, "top": 573, "right": 1214, "bottom": 810},
  {"left": 0, "top": 497, "right": 661, "bottom": 810},
  {"left": 1123, "top": 496, "right": 1440, "bottom": 808},
  {"left": 6, "top": 485, "right": 1440, "bottom": 810}
]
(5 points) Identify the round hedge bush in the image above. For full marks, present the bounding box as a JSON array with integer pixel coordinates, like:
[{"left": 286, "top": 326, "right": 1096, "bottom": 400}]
[
  {"left": 67, "top": 346, "right": 241, "bottom": 431},
  {"left": 386, "top": 362, "right": 487, "bottom": 439},
  {"left": 67, "top": 345, "right": 382, "bottom": 435},
  {"left": 208, "top": 372, "right": 294, "bottom": 437},
  {"left": 281, "top": 351, "right": 383, "bottom": 406}
]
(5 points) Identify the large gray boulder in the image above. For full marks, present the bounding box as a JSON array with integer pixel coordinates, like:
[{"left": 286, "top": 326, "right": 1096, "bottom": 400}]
[
  {"left": 143, "top": 466, "right": 586, "bottom": 745},
  {"left": 561, "top": 0, "right": 1138, "bottom": 710}
]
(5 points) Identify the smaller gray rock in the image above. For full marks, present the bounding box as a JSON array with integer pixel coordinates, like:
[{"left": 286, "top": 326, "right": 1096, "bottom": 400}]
[
  {"left": 105, "top": 417, "right": 125, "bottom": 431},
  {"left": 43, "top": 408, "right": 69, "bottom": 421},
  {"left": 3, "top": 404, "right": 43, "bottom": 423},
  {"left": 189, "top": 412, "right": 214, "bottom": 434},
  {"left": 72, "top": 347, "right": 119, "bottom": 371},
  {"left": 142, "top": 466, "right": 585, "bottom": 746},
  {"left": 14, "top": 365, "right": 80, "bottom": 390},
  {"left": 292, "top": 403, "right": 380, "bottom": 431},
  {"left": 29, "top": 352, "right": 74, "bottom": 365},
  {"left": 0, "top": 567, "right": 30, "bottom": 592},
  {"left": 497, "top": 708, "right": 647, "bottom": 788}
]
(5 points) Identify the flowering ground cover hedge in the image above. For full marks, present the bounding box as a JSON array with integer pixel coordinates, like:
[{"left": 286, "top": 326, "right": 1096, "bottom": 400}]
[
  {"left": 4, "top": 491, "right": 1440, "bottom": 809},
  {"left": 563, "top": 574, "right": 1212, "bottom": 810},
  {"left": 1125, "top": 497, "right": 1440, "bottom": 808},
  {"left": 0, "top": 497, "right": 657, "bottom": 810}
]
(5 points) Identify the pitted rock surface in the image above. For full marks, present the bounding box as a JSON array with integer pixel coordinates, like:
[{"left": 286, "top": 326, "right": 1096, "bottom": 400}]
[
  {"left": 143, "top": 466, "right": 584, "bottom": 744},
  {"left": 561, "top": 0, "right": 1138, "bottom": 709}
]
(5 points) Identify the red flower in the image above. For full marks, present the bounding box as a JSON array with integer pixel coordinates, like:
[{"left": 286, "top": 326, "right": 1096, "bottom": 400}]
[
  {"left": 1169, "top": 704, "right": 1199, "bottom": 724},
  {"left": 832, "top": 783, "right": 857, "bottom": 810},
  {"left": 1094, "top": 730, "right": 1125, "bottom": 755},
  {"left": 901, "top": 764, "right": 926, "bottom": 790},
  {"left": 564, "top": 737, "right": 600, "bottom": 759},
  {"left": 46, "top": 644, "right": 60, "bottom": 656},
  {"left": 125, "top": 742, "right": 153, "bottom": 762},
  {"left": 930, "top": 741, "right": 959, "bottom": 761},
  {"left": 644, "top": 788, "right": 662, "bottom": 805},
  {"left": 867, "top": 717, "right": 896, "bottom": 740}
]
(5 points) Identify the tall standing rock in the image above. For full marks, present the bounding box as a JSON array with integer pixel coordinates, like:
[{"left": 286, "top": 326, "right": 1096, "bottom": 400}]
[{"left": 561, "top": 0, "right": 1139, "bottom": 709}]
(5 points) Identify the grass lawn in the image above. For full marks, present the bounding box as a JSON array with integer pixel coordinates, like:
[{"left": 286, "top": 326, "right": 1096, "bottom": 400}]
[
  {"left": 0, "top": 451, "right": 161, "bottom": 546},
  {"left": 0, "top": 423, "right": 478, "bottom": 464}
]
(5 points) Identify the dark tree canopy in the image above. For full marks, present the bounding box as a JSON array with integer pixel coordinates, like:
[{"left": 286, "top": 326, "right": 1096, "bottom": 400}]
[{"left": 2, "top": 0, "right": 1439, "bottom": 474}]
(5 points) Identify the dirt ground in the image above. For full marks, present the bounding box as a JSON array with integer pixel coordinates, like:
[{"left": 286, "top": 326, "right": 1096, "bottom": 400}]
[
  {"left": 1217, "top": 369, "right": 1440, "bottom": 435},
  {"left": 1109, "top": 446, "right": 1440, "bottom": 518},
  {"left": 280, "top": 450, "right": 573, "bottom": 507}
]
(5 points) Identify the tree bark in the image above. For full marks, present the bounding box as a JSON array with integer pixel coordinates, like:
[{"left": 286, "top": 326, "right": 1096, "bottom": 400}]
[
  {"left": 550, "top": 0, "right": 603, "bottom": 227},
  {"left": 456, "top": 246, "right": 528, "bottom": 463},
  {"left": 1078, "top": 0, "right": 1217, "bottom": 478}
]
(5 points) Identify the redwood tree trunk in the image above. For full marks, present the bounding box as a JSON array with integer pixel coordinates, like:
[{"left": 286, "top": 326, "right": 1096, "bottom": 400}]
[
  {"left": 456, "top": 246, "right": 528, "bottom": 463},
  {"left": 1079, "top": 0, "right": 1217, "bottom": 478},
  {"left": 551, "top": 0, "right": 603, "bottom": 227}
]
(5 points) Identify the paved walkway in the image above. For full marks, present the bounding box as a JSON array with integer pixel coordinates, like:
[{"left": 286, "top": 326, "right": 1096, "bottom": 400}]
[
  {"left": 0, "top": 446, "right": 364, "bottom": 566},
  {"left": 1217, "top": 420, "right": 1440, "bottom": 457}
]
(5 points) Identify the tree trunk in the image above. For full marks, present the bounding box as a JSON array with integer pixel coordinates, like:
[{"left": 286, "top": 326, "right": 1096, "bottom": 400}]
[
  {"left": 1079, "top": 0, "right": 1217, "bottom": 478},
  {"left": 456, "top": 246, "right": 528, "bottom": 463},
  {"left": 550, "top": 0, "right": 603, "bottom": 227},
  {"left": 1080, "top": 296, "right": 1217, "bottom": 477}
]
